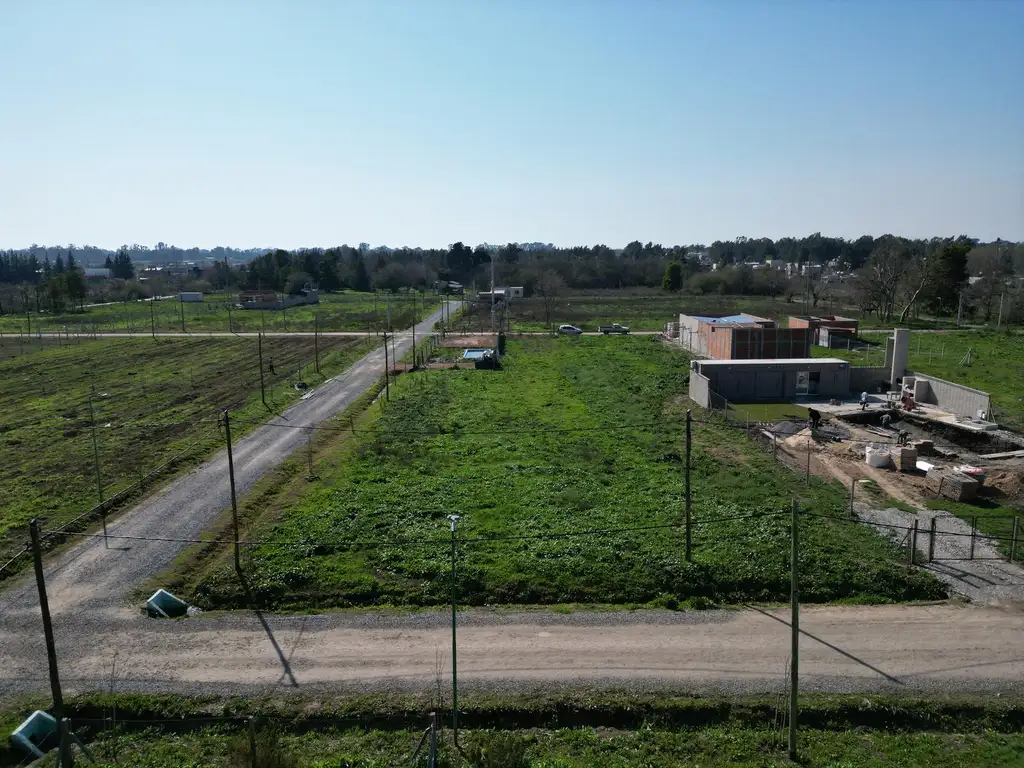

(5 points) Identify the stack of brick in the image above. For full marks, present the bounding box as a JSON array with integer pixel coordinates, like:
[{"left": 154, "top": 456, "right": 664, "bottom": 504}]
[
  {"left": 895, "top": 447, "right": 918, "bottom": 472},
  {"left": 925, "top": 469, "right": 979, "bottom": 502},
  {"left": 914, "top": 440, "right": 934, "bottom": 455}
]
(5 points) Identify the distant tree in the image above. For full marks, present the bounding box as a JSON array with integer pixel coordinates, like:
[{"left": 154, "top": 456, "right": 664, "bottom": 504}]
[
  {"left": 536, "top": 270, "right": 567, "bottom": 329},
  {"left": 662, "top": 262, "right": 682, "bottom": 292},
  {"left": 284, "top": 271, "right": 313, "bottom": 295},
  {"left": 54, "top": 254, "right": 65, "bottom": 274},
  {"left": 350, "top": 252, "right": 371, "bottom": 292},
  {"left": 110, "top": 249, "right": 135, "bottom": 279}
]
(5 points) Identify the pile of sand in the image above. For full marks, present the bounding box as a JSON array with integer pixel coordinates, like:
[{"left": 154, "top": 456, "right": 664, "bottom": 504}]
[{"left": 984, "top": 470, "right": 1024, "bottom": 500}]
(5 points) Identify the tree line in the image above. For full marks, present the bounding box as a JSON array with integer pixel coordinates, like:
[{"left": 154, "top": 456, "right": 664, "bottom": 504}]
[{"left": 2, "top": 235, "right": 1022, "bottom": 325}]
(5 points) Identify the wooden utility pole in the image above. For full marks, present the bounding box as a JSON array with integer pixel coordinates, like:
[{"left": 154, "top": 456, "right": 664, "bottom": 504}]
[
  {"left": 789, "top": 500, "right": 800, "bottom": 762},
  {"left": 88, "top": 391, "right": 108, "bottom": 549},
  {"left": 685, "top": 409, "right": 692, "bottom": 563},
  {"left": 314, "top": 313, "right": 320, "bottom": 374},
  {"left": 224, "top": 411, "right": 241, "bottom": 574},
  {"left": 448, "top": 514, "right": 461, "bottom": 744},
  {"left": 30, "top": 520, "right": 73, "bottom": 767},
  {"left": 380, "top": 331, "right": 387, "bottom": 403},
  {"left": 258, "top": 333, "right": 267, "bottom": 410}
]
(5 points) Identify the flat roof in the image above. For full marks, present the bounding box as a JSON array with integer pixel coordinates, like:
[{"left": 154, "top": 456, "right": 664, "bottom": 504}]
[
  {"left": 695, "top": 358, "right": 848, "bottom": 366},
  {"left": 692, "top": 313, "right": 768, "bottom": 325}
]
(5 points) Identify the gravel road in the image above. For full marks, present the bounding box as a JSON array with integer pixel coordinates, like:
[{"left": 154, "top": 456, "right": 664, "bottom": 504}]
[
  {"left": 0, "top": 303, "right": 455, "bottom": 630},
  {"left": 2, "top": 603, "right": 1023, "bottom": 698}
]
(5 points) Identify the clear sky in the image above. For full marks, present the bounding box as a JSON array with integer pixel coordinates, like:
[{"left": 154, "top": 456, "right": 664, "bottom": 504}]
[{"left": 1, "top": 0, "right": 1021, "bottom": 250}]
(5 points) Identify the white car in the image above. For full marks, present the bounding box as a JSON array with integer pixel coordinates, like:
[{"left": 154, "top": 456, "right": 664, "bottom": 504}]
[{"left": 557, "top": 324, "right": 583, "bottom": 335}]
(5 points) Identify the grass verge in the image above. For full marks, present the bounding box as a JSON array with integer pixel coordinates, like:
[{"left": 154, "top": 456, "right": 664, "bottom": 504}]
[{"left": 4, "top": 692, "right": 1024, "bottom": 767}]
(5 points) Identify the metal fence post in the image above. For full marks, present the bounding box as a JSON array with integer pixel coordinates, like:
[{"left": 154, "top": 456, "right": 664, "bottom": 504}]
[
  {"left": 970, "top": 517, "right": 977, "bottom": 560},
  {"left": 929, "top": 517, "right": 936, "bottom": 563},
  {"left": 910, "top": 519, "right": 918, "bottom": 566},
  {"left": 849, "top": 478, "right": 855, "bottom": 516},
  {"left": 1011, "top": 517, "right": 1019, "bottom": 563}
]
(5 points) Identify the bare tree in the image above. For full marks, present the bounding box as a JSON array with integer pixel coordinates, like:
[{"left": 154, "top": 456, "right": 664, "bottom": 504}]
[
  {"left": 536, "top": 270, "right": 566, "bottom": 330},
  {"left": 856, "top": 245, "right": 909, "bottom": 323}
]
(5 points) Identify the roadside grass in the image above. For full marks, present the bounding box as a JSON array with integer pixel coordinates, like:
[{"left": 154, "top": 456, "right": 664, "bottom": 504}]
[
  {"left": 813, "top": 330, "right": 1024, "bottom": 431},
  {"left": 6, "top": 692, "right": 1024, "bottom": 768},
  {"left": 191, "top": 336, "right": 942, "bottom": 610},
  {"left": 0, "top": 336, "right": 375, "bottom": 572},
  {"left": 0, "top": 291, "right": 440, "bottom": 336}
]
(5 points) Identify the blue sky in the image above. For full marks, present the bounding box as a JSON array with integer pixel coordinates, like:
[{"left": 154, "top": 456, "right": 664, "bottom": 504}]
[{"left": 1, "top": 0, "right": 1021, "bottom": 249}]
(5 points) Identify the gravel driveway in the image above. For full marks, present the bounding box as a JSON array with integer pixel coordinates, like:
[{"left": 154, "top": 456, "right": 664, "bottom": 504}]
[{"left": 0, "top": 303, "right": 455, "bottom": 631}]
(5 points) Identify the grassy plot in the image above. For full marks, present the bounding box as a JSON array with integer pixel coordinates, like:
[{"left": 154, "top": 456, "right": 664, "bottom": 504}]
[
  {"left": 0, "top": 335, "right": 375, "bottom": 569},
  {"left": 191, "top": 336, "right": 941, "bottom": 609},
  {"left": 23, "top": 726, "right": 1024, "bottom": 767},
  {"left": 0, "top": 291, "right": 440, "bottom": 335},
  {"left": 6, "top": 692, "right": 1024, "bottom": 768}
]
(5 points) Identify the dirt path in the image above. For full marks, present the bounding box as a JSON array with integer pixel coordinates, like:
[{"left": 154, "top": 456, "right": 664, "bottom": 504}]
[
  {"left": 0, "top": 304, "right": 456, "bottom": 626},
  {"left": 2, "top": 604, "right": 1022, "bottom": 698}
]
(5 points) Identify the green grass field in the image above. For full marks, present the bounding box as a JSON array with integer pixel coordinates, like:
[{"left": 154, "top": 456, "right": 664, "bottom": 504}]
[
  {"left": 0, "top": 291, "right": 440, "bottom": 336},
  {"left": 188, "top": 336, "right": 941, "bottom": 609},
  {"left": 454, "top": 293, "right": 814, "bottom": 333},
  {"left": 7, "top": 692, "right": 1024, "bottom": 768},
  {"left": 25, "top": 725, "right": 1024, "bottom": 767},
  {"left": 0, "top": 336, "right": 375, "bottom": 570}
]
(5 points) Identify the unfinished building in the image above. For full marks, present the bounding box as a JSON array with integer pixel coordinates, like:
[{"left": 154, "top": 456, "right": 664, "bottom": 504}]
[
  {"left": 689, "top": 358, "right": 851, "bottom": 407},
  {"left": 788, "top": 315, "right": 859, "bottom": 348},
  {"left": 678, "top": 313, "right": 812, "bottom": 360}
]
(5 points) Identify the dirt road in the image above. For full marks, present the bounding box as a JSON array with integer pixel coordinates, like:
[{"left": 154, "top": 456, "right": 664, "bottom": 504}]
[
  {"left": 2, "top": 604, "right": 1022, "bottom": 698},
  {"left": 0, "top": 304, "right": 456, "bottom": 628}
]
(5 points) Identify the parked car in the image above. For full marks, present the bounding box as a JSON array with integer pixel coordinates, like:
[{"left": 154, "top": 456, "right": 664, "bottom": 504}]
[
  {"left": 558, "top": 324, "right": 584, "bottom": 335},
  {"left": 599, "top": 323, "right": 630, "bottom": 334}
]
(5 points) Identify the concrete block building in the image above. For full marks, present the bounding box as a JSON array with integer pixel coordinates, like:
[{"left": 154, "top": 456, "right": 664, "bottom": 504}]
[
  {"left": 688, "top": 358, "right": 852, "bottom": 406},
  {"left": 678, "top": 313, "right": 812, "bottom": 360}
]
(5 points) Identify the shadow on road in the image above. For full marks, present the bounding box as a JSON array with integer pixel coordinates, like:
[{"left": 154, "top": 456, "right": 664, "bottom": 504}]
[
  {"left": 747, "top": 605, "right": 903, "bottom": 685},
  {"left": 239, "top": 569, "right": 299, "bottom": 687}
]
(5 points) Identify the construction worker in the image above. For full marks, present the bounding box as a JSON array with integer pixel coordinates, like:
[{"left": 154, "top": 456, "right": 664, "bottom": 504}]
[
  {"left": 881, "top": 413, "right": 892, "bottom": 429},
  {"left": 807, "top": 408, "right": 822, "bottom": 431},
  {"left": 860, "top": 391, "right": 869, "bottom": 410},
  {"left": 268, "top": 357, "right": 276, "bottom": 375}
]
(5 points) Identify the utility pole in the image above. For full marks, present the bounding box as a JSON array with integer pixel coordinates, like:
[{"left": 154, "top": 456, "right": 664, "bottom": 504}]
[
  {"left": 448, "top": 514, "right": 461, "bottom": 744},
  {"left": 789, "top": 500, "right": 800, "bottom": 762},
  {"left": 179, "top": 294, "right": 185, "bottom": 333},
  {"left": 88, "top": 390, "right": 108, "bottom": 549},
  {"left": 956, "top": 292, "right": 963, "bottom": 327},
  {"left": 490, "top": 254, "right": 496, "bottom": 335},
  {"left": 150, "top": 299, "right": 156, "bottom": 339},
  {"left": 685, "top": 409, "right": 692, "bottom": 563},
  {"left": 314, "top": 313, "right": 320, "bottom": 375},
  {"left": 30, "top": 520, "right": 73, "bottom": 768},
  {"left": 227, "top": 301, "right": 233, "bottom": 334},
  {"left": 997, "top": 292, "right": 1004, "bottom": 331},
  {"left": 258, "top": 333, "right": 267, "bottom": 410},
  {"left": 383, "top": 331, "right": 390, "bottom": 401},
  {"left": 224, "top": 411, "right": 241, "bottom": 574}
]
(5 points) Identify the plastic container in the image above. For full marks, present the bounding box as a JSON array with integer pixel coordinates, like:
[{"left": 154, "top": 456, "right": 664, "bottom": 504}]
[{"left": 865, "top": 445, "right": 891, "bottom": 468}]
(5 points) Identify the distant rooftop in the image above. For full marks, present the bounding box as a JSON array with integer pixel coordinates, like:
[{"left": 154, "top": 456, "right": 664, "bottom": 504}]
[
  {"left": 695, "top": 358, "right": 849, "bottom": 366},
  {"left": 692, "top": 313, "right": 769, "bottom": 326}
]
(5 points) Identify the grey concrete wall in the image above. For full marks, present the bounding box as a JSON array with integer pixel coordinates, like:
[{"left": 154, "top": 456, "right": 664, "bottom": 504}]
[
  {"left": 891, "top": 328, "right": 910, "bottom": 383},
  {"left": 688, "top": 371, "right": 711, "bottom": 408},
  {"left": 679, "top": 314, "right": 706, "bottom": 355},
  {"left": 850, "top": 366, "right": 890, "bottom": 393},
  {"left": 910, "top": 372, "right": 991, "bottom": 419}
]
